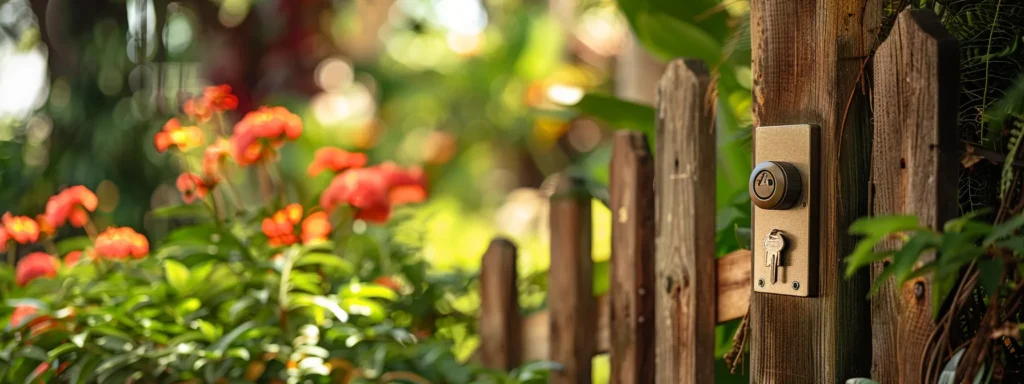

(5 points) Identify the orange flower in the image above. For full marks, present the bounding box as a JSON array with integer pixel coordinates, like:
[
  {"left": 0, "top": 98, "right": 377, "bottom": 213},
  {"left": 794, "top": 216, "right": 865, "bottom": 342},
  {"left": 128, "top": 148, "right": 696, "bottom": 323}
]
[
  {"left": 64, "top": 250, "right": 83, "bottom": 266},
  {"left": 203, "top": 85, "right": 239, "bottom": 112},
  {"left": 3, "top": 213, "right": 39, "bottom": 244},
  {"left": 15, "top": 252, "right": 58, "bottom": 286},
  {"left": 262, "top": 204, "right": 332, "bottom": 246},
  {"left": 35, "top": 214, "right": 54, "bottom": 236},
  {"left": 183, "top": 98, "right": 213, "bottom": 123},
  {"left": 44, "top": 186, "right": 98, "bottom": 229},
  {"left": 319, "top": 163, "right": 428, "bottom": 223},
  {"left": 307, "top": 148, "right": 368, "bottom": 176},
  {"left": 203, "top": 138, "right": 232, "bottom": 183},
  {"left": 176, "top": 172, "right": 210, "bottom": 204},
  {"left": 301, "top": 212, "right": 332, "bottom": 244},
  {"left": 94, "top": 227, "right": 149, "bottom": 260},
  {"left": 230, "top": 106, "right": 303, "bottom": 165},
  {"left": 154, "top": 118, "right": 205, "bottom": 152}
]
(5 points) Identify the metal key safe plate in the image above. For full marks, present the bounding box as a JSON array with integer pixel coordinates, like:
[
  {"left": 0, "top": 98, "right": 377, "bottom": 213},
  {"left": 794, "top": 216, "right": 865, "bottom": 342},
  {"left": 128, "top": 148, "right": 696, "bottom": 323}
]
[{"left": 752, "top": 124, "right": 819, "bottom": 297}]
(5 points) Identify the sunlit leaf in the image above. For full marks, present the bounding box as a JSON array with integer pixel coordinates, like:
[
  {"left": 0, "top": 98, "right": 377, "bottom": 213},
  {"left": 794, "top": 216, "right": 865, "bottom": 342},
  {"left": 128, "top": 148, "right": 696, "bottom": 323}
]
[
  {"left": 565, "top": 94, "right": 654, "bottom": 138},
  {"left": 164, "top": 260, "right": 191, "bottom": 294}
]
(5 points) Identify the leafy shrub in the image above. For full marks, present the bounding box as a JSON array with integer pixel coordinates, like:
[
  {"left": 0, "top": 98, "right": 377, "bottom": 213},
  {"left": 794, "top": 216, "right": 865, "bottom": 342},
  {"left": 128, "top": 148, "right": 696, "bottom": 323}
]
[{"left": 0, "top": 86, "right": 546, "bottom": 383}]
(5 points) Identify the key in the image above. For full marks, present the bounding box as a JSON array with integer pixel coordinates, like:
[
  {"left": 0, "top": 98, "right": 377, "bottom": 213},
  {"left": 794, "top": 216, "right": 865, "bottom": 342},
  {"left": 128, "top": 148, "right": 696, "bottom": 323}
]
[{"left": 763, "top": 230, "right": 786, "bottom": 284}]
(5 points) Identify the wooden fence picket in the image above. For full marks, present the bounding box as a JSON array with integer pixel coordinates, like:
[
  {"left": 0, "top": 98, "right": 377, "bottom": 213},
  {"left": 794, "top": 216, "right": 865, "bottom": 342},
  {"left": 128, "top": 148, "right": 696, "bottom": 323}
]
[
  {"left": 869, "top": 9, "right": 959, "bottom": 383},
  {"left": 654, "top": 58, "right": 717, "bottom": 384},
  {"left": 479, "top": 238, "right": 522, "bottom": 371},
  {"left": 609, "top": 131, "right": 656, "bottom": 384},
  {"left": 548, "top": 174, "right": 595, "bottom": 384}
]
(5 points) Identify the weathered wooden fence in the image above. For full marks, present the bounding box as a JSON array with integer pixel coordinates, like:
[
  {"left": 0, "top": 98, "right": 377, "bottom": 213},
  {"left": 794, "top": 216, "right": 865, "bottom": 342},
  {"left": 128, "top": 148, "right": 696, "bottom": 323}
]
[{"left": 475, "top": 6, "right": 959, "bottom": 384}]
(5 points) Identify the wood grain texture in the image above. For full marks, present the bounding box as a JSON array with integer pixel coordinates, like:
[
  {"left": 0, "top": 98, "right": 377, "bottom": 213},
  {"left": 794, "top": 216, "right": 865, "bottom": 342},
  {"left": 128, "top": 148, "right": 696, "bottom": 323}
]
[
  {"left": 479, "top": 238, "right": 522, "bottom": 370},
  {"left": 749, "top": 0, "right": 879, "bottom": 382},
  {"left": 609, "top": 131, "right": 656, "bottom": 384},
  {"left": 869, "top": 9, "right": 959, "bottom": 383},
  {"left": 717, "top": 249, "right": 753, "bottom": 323},
  {"left": 655, "top": 59, "right": 716, "bottom": 384},
  {"left": 548, "top": 174, "right": 594, "bottom": 384}
]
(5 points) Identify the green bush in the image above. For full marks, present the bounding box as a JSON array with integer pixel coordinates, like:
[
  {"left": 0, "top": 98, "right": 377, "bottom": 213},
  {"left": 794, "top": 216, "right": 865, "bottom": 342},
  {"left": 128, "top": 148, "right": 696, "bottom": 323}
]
[{"left": 0, "top": 87, "right": 548, "bottom": 383}]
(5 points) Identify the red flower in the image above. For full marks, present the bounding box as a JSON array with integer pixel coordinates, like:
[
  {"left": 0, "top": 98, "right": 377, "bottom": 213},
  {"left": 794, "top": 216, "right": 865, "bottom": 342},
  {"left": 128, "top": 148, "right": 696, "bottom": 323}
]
[
  {"left": 307, "top": 148, "right": 368, "bottom": 176},
  {"left": 15, "top": 252, "right": 58, "bottom": 286},
  {"left": 203, "top": 85, "right": 239, "bottom": 112},
  {"left": 44, "top": 186, "right": 98, "bottom": 229},
  {"left": 203, "top": 138, "right": 232, "bottom": 183},
  {"left": 373, "top": 276, "right": 402, "bottom": 292},
  {"left": 3, "top": 213, "right": 39, "bottom": 244},
  {"left": 154, "top": 118, "right": 205, "bottom": 152},
  {"left": 376, "top": 162, "right": 428, "bottom": 205},
  {"left": 9, "top": 304, "right": 61, "bottom": 338},
  {"left": 176, "top": 172, "right": 210, "bottom": 204},
  {"left": 10, "top": 304, "right": 39, "bottom": 328},
  {"left": 94, "top": 227, "right": 149, "bottom": 260},
  {"left": 319, "top": 163, "right": 428, "bottom": 223},
  {"left": 229, "top": 106, "right": 303, "bottom": 165},
  {"left": 262, "top": 204, "right": 332, "bottom": 246},
  {"left": 64, "top": 250, "right": 83, "bottom": 266},
  {"left": 319, "top": 168, "right": 391, "bottom": 223},
  {"left": 0, "top": 227, "right": 8, "bottom": 252}
]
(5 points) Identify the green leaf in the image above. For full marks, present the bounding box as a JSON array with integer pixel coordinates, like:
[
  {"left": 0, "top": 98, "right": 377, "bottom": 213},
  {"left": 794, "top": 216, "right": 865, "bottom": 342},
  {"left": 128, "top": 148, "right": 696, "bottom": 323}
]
[
  {"left": 150, "top": 204, "right": 209, "bottom": 219},
  {"left": 294, "top": 252, "right": 353, "bottom": 273},
  {"left": 340, "top": 283, "right": 399, "bottom": 301},
  {"left": 564, "top": 94, "right": 654, "bottom": 138},
  {"left": 164, "top": 260, "right": 191, "bottom": 294},
  {"left": 67, "top": 355, "right": 100, "bottom": 384},
  {"left": 46, "top": 344, "right": 78, "bottom": 360},
  {"left": 635, "top": 12, "right": 721, "bottom": 62},
  {"left": 932, "top": 273, "right": 956, "bottom": 319},
  {"left": 978, "top": 259, "right": 1004, "bottom": 298},
  {"left": 210, "top": 320, "right": 256, "bottom": 357},
  {"left": 848, "top": 215, "right": 921, "bottom": 236},
  {"left": 845, "top": 235, "right": 888, "bottom": 277},
  {"left": 943, "top": 209, "right": 991, "bottom": 233},
  {"left": 891, "top": 232, "right": 940, "bottom": 283},
  {"left": 56, "top": 236, "right": 92, "bottom": 255},
  {"left": 984, "top": 214, "right": 1024, "bottom": 246}
]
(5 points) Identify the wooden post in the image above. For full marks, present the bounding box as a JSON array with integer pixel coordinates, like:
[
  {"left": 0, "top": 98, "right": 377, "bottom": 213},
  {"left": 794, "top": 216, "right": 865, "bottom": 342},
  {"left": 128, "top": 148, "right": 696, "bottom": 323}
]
[
  {"left": 655, "top": 59, "right": 716, "bottom": 384},
  {"left": 609, "top": 131, "right": 656, "bottom": 384},
  {"left": 869, "top": 9, "right": 959, "bottom": 383},
  {"left": 749, "top": 0, "right": 879, "bottom": 382},
  {"left": 479, "top": 238, "right": 522, "bottom": 370},
  {"left": 548, "top": 174, "right": 594, "bottom": 384}
]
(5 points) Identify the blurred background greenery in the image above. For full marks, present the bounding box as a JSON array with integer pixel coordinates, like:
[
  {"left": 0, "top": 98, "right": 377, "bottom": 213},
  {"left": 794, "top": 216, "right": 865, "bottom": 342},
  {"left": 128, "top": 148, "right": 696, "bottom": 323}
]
[{"left": 0, "top": 0, "right": 754, "bottom": 381}]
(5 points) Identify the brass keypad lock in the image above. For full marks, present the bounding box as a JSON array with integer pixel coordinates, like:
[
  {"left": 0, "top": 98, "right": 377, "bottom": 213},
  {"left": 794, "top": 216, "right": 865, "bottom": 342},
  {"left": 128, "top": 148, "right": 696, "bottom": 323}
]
[{"left": 751, "top": 125, "right": 819, "bottom": 297}]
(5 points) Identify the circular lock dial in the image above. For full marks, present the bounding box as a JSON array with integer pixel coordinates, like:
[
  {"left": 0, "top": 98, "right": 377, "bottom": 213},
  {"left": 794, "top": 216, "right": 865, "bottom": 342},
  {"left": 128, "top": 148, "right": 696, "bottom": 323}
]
[{"left": 749, "top": 161, "right": 802, "bottom": 210}]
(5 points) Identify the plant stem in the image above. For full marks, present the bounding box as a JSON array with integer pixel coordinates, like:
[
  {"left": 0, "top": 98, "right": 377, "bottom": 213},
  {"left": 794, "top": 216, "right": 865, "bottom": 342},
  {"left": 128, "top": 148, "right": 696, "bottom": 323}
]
[{"left": 7, "top": 245, "right": 15, "bottom": 265}]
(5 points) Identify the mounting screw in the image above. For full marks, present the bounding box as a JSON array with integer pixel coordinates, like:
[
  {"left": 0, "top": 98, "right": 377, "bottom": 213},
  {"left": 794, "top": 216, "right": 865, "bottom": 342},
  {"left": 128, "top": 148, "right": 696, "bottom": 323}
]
[
  {"left": 792, "top": 281, "right": 801, "bottom": 290},
  {"left": 757, "top": 278, "right": 765, "bottom": 288},
  {"left": 914, "top": 281, "right": 925, "bottom": 299}
]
